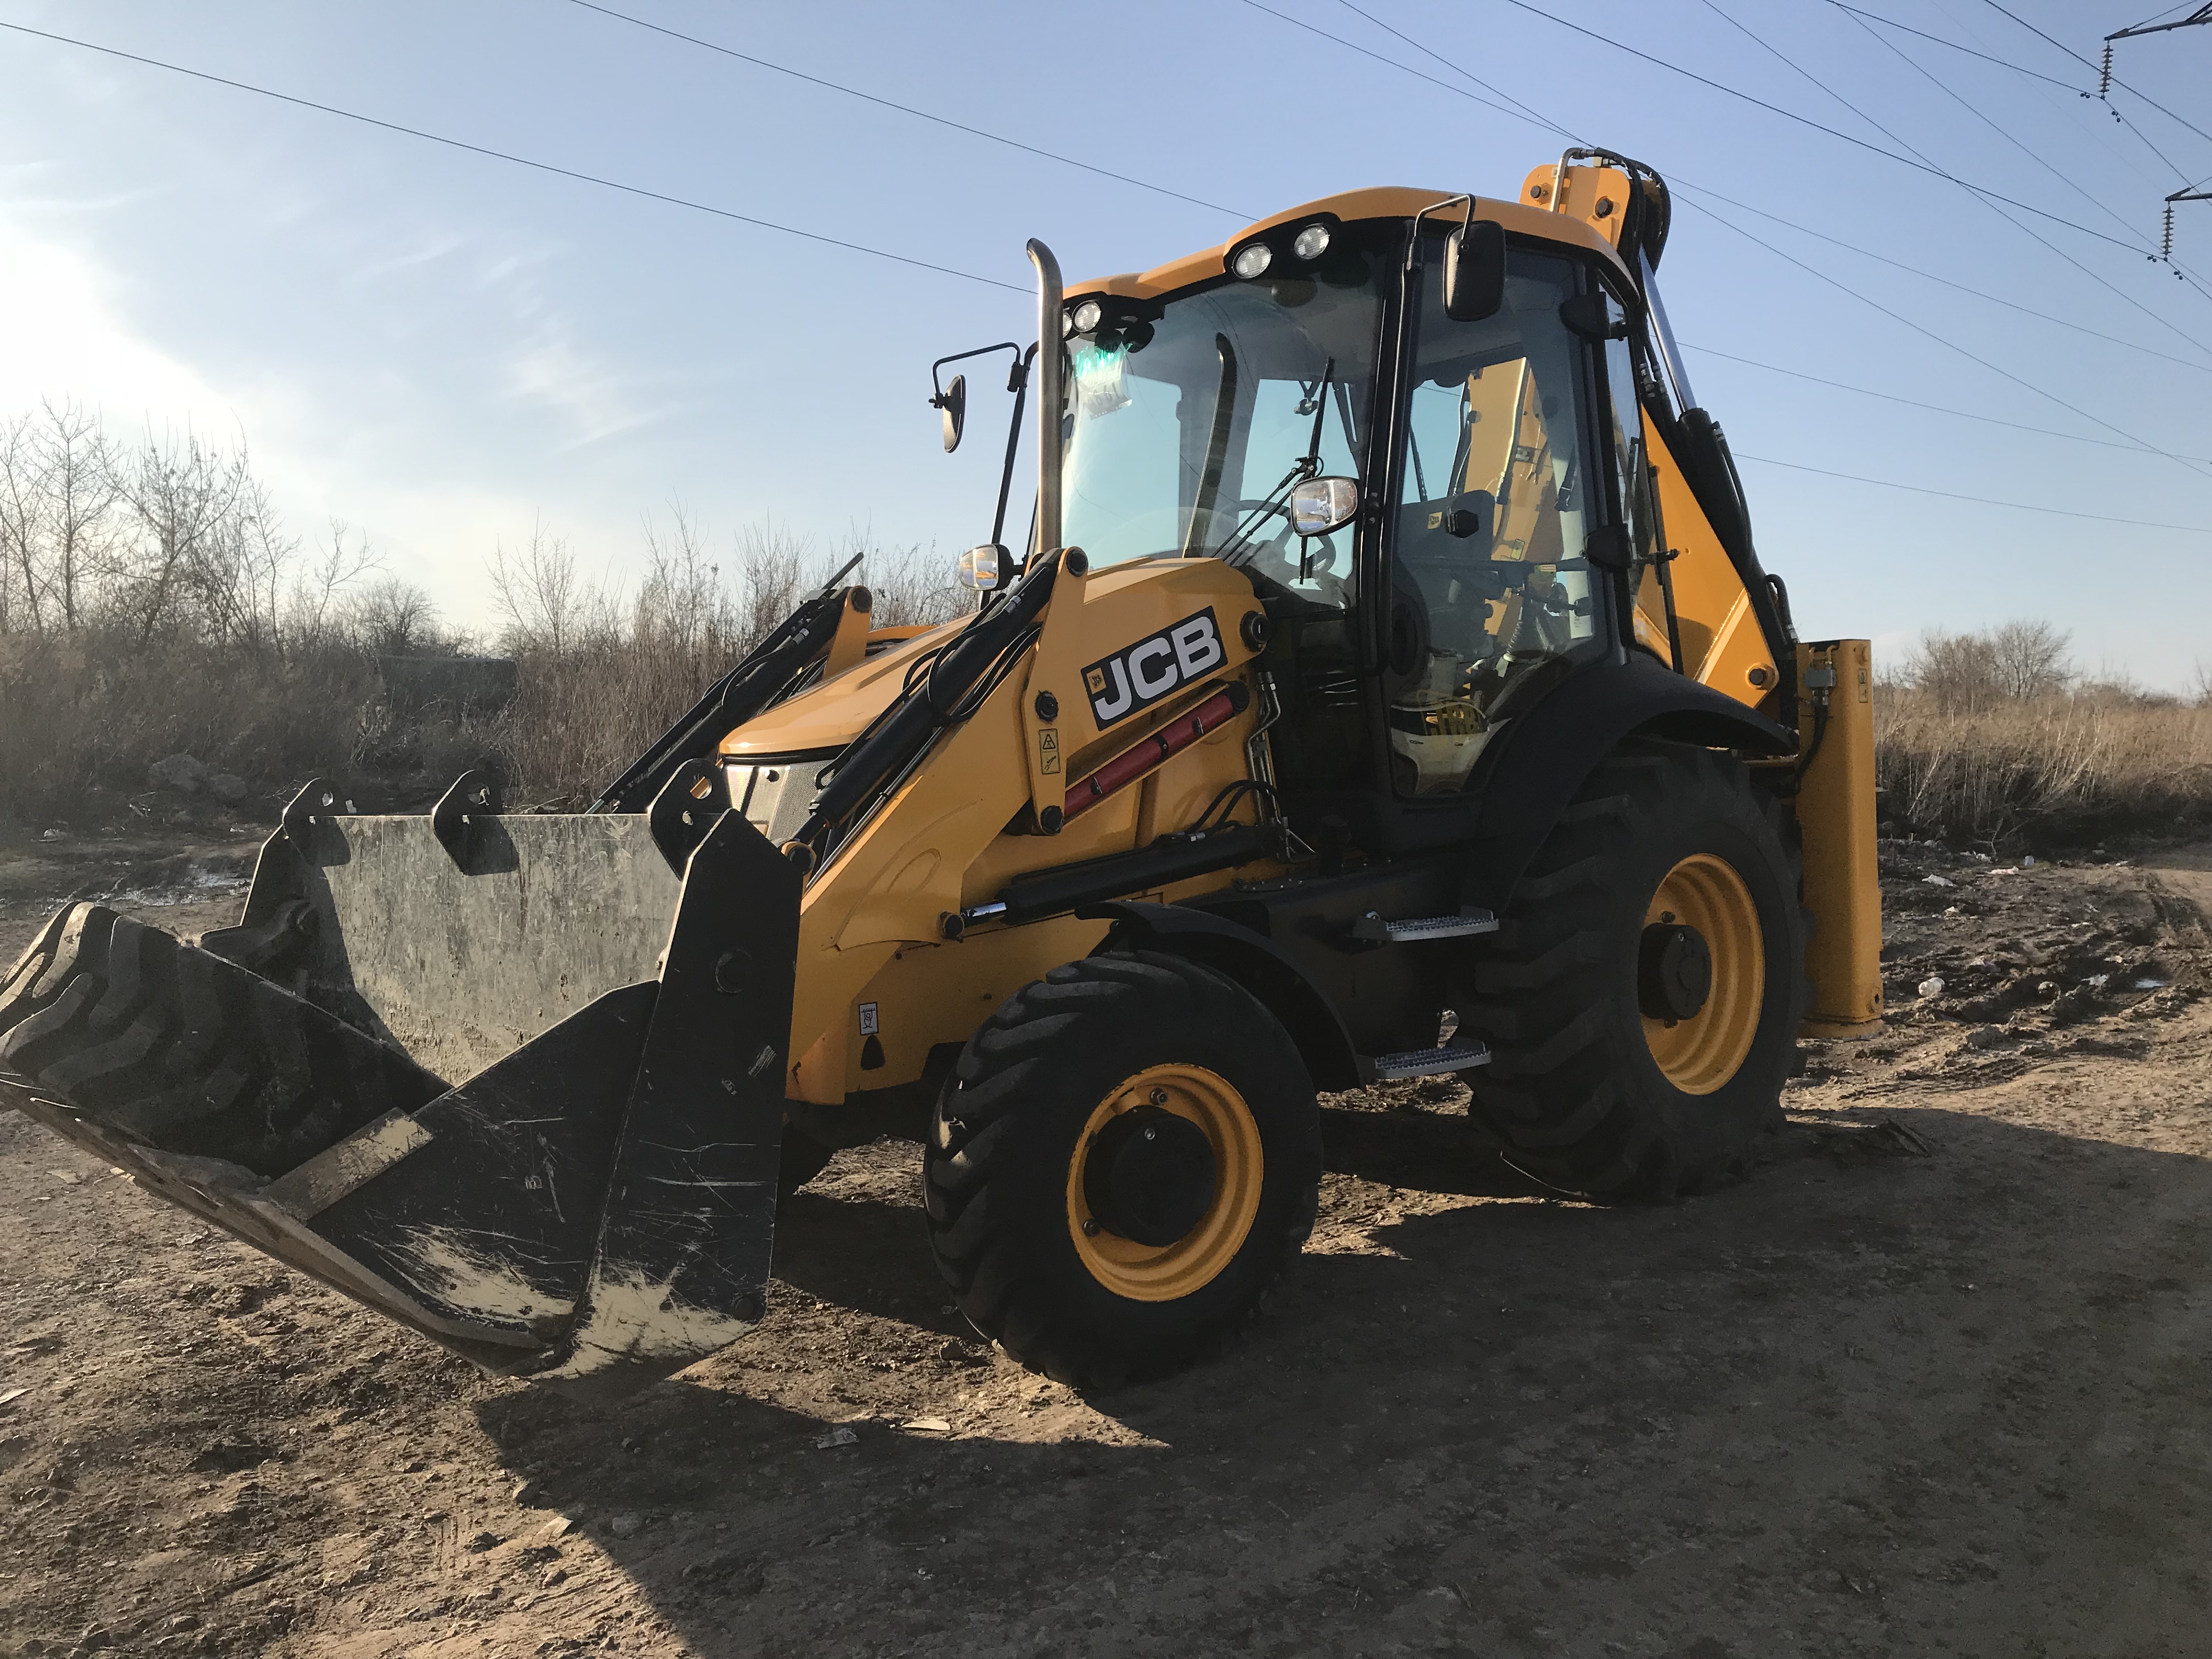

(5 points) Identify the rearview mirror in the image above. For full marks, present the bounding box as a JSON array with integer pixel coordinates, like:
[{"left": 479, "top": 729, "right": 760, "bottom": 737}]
[
  {"left": 1443, "top": 219, "right": 1506, "bottom": 322},
  {"left": 1289, "top": 477, "right": 1360, "bottom": 537},
  {"left": 932, "top": 373, "right": 967, "bottom": 453}
]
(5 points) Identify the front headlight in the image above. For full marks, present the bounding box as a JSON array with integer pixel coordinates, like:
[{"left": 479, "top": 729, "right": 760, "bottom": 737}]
[{"left": 956, "top": 543, "right": 1009, "bottom": 590}]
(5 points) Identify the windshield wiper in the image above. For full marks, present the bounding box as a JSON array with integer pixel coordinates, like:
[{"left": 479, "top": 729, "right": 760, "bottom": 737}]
[{"left": 1213, "top": 356, "right": 1338, "bottom": 567}]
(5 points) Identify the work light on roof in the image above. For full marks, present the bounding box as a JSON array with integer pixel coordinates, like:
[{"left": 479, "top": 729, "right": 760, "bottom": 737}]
[
  {"left": 1068, "top": 298, "right": 1104, "bottom": 336},
  {"left": 1231, "top": 242, "right": 1273, "bottom": 280},
  {"left": 1291, "top": 223, "right": 1331, "bottom": 261}
]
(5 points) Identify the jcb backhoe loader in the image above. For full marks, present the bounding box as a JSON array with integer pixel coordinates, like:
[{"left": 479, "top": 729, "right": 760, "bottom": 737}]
[{"left": 0, "top": 151, "right": 1881, "bottom": 1396}]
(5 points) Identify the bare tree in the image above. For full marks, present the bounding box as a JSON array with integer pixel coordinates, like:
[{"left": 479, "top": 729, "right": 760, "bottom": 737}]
[
  {"left": 348, "top": 575, "right": 442, "bottom": 656},
  {"left": 108, "top": 426, "right": 250, "bottom": 647},
  {"left": 1989, "top": 619, "right": 2073, "bottom": 701},
  {"left": 490, "top": 518, "right": 608, "bottom": 653}
]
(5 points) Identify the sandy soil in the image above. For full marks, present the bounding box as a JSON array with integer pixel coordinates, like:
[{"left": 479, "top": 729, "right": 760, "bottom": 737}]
[{"left": 3, "top": 827, "right": 2211, "bottom": 1658}]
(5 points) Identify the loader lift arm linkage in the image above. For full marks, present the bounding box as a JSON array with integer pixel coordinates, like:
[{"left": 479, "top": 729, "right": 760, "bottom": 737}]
[{"left": 0, "top": 155, "right": 1881, "bottom": 1399}]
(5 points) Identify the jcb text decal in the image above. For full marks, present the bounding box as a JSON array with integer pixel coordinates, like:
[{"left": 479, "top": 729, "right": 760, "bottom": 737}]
[{"left": 1081, "top": 607, "right": 1226, "bottom": 728}]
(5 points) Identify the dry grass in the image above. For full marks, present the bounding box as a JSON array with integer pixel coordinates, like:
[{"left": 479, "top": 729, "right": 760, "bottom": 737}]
[{"left": 1875, "top": 689, "right": 2212, "bottom": 851}]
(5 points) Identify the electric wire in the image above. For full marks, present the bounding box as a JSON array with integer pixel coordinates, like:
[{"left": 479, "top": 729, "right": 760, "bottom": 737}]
[
  {"left": 0, "top": 19, "right": 1031, "bottom": 294},
  {"left": 1978, "top": 0, "right": 2212, "bottom": 151},
  {"left": 1835, "top": 8, "right": 2212, "bottom": 305},
  {"left": 6, "top": 12, "right": 2203, "bottom": 533},
  {"left": 1290, "top": 3, "right": 2212, "bottom": 493},
  {"left": 1301, "top": 0, "right": 2212, "bottom": 473},
  {"left": 1821, "top": 4, "right": 2078, "bottom": 89},
  {"left": 1733, "top": 454, "right": 2212, "bottom": 533},
  {"left": 1493, "top": 0, "right": 2188, "bottom": 263},
  {"left": 560, "top": 0, "right": 1250, "bottom": 221},
  {"left": 1697, "top": 0, "right": 2212, "bottom": 373},
  {"left": 1679, "top": 341, "right": 2212, "bottom": 462},
  {"left": 1283, "top": 0, "right": 2211, "bottom": 374}
]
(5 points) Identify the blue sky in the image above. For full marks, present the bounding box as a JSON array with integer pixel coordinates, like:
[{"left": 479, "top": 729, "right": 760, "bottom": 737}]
[{"left": 3, "top": 1, "right": 2208, "bottom": 683}]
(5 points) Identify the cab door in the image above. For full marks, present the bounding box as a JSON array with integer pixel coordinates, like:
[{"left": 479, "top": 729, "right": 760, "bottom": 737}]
[{"left": 1383, "top": 241, "right": 1615, "bottom": 796}]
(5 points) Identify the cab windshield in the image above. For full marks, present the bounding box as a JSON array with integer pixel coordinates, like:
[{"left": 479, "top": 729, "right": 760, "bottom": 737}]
[{"left": 1058, "top": 223, "right": 1395, "bottom": 607}]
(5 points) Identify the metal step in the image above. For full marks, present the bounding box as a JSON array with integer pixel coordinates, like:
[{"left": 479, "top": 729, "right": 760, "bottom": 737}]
[
  {"left": 1350, "top": 908, "right": 1499, "bottom": 944},
  {"left": 1363, "top": 1042, "right": 1492, "bottom": 1083}
]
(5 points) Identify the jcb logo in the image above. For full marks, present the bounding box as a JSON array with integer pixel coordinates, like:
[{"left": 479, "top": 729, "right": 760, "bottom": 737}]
[{"left": 1081, "top": 607, "right": 1225, "bottom": 728}]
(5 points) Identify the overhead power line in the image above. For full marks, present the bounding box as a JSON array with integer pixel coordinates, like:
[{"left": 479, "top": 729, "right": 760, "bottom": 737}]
[
  {"left": 1681, "top": 341, "right": 2212, "bottom": 463},
  {"left": 1734, "top": 453, "right": 2212, "bottom": 533},
  {"left": 1267, "top": 0, "right": 2208, "bottom": 371},
  {"left": 1295, "top": 0, "right": 2212, "bottom": 477},
  {"left": 1979, "top": 0, "right": 2212, "bottom": 152},
  {"left": 0, "top": 19, "right": 1028, "bottom": 294},
  {"left": 1493, "top": 0, "right": 2185, "bottom": 262},
  {"left": 560, "top": 0, "right": 1249, "bottom": 221},
  {"left": 4, "top": 12, "right": 2203, "bottom": 534},
  {"left": 1820, "top": 4, "right": 2078, "bottom": 89}
]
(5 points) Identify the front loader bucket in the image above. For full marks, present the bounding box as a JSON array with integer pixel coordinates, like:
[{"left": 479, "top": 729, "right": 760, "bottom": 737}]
[{"left": 0, "top": 793, "right": 799, "bottom": 1401}]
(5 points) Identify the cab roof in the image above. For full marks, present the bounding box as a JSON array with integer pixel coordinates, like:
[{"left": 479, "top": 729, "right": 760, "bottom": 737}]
[{"left": 1067, "top": 184, "right": 1635, "bottom": 303}]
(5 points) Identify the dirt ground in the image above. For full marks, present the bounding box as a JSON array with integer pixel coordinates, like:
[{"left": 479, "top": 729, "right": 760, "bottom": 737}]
[{"left": 3, "top": 821, "right": 2211, "bottom": 1658}]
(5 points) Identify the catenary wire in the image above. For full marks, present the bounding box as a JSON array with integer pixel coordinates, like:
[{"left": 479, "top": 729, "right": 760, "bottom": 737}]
[
  {"left": 1297, "top": 0, "right": 2212, "bottom": 474},
  {"left": 1821, "top": 4, "right": 2078, "bottom": 88},
  {"left": 1698, "top": 0, "right": 2212, "bottom": 366},
  {"left": 1493, "top": 0, "right": 2189, "bottom": 263},
  {"left": 560, "top": 0, "right": 1251, "bottom": 221},
  {"left": 1277, "top": 0, "right": 2212, "bottom": 373},
  {"left": 0, "top": 19, "right": 1031, "bottom": 294},
  {"left": 1734, "top": 454, "right": 2212, "bottom": 533},
  {"left": 1978, "top": 0, "right": 2212, "bottom": 151},
  {"left": 1680, "top": 341, "right": 2212, "bottom": 462},
  {"left": 4, "top": 14, "right": 2202, "bottom": 531},
  {"left": 1836, "top": 8, "right": 2212, "bottom": 306}
]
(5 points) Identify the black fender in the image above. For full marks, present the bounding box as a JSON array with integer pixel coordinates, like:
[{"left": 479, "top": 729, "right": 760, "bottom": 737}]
[
  {"left": 1460, "top": 653, "right": 1794, "bottom": 917},
  {"left": 1081, "top": 901, "right": 1364, "bottom": 1093}
]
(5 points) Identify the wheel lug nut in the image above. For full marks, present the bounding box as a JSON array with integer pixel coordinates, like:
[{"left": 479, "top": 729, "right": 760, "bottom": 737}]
[{"left": 1082, "top": 1219, "right": 1101, "bottom": 1236}]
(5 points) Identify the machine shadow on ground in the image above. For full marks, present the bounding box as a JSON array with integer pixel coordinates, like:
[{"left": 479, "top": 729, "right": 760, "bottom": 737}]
[{"left": 470, "top": 1103, "right": 2212, "bottom": 1658}]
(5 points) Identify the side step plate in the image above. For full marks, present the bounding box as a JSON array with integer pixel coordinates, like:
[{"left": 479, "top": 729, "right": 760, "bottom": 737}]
[
  {"left": 1362, "top": 1042, "right": 1492, "bottom": 1083},
  {"left": 1351, "top": 909, "right": 1499, "bottom": 944}
]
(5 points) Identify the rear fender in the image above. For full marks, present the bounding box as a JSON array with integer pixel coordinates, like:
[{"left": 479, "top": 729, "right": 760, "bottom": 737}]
[{"left": 1459, "top": 656, "right": 1793, "bottom": 917}]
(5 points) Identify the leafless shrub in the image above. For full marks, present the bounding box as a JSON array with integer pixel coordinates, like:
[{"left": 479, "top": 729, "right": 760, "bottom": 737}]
[{"left": 1876, "top": 690, "right": 2212, "bottom": 850}]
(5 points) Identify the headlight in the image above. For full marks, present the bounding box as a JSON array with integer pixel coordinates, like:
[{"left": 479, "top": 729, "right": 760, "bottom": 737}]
[
  {"left": 1231, "top": 242, "right": 1273, "bottom": 280},
  {"left": 956, "top": 543, "right": 1008, "bottom": 590},
  {"left": 1069, "top": 298, "right": 1104, "bottom": 335},
  {"left": 1292, "top": 223, "right": 1331, "bottom": 261}
]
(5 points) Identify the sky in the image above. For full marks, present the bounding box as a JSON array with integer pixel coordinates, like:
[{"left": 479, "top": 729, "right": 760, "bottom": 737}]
[{"left": 3, "top": 0, "right": 2209, "bottom": 684}]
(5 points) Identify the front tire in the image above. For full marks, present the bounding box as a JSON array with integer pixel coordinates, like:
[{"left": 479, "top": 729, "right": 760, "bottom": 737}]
[
  {"left": 923, "top": 952, "right": 1321, "bottom": 1387},
  {"left": 1459, "top": 741, "right": 1810, "bottom": 1201}
]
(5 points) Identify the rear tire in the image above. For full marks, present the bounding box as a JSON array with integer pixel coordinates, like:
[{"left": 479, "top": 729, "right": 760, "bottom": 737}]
[
  {"left": 923, "top": 951, "right": 1321, "bottom": 1388},
  {"left": 0, "top": 904, "right": 444, "bottom": 1177},
  {"left": 1458, "top": 741, "right": 1810, "bottom": 1201}
]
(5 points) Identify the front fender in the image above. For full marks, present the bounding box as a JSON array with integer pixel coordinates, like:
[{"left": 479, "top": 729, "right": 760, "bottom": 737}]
[{"left": 1081, "top": 901, "right": 1364, "bottom": 1092}]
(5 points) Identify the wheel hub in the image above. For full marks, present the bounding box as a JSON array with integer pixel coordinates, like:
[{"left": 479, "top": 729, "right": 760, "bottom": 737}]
[
  {"left": 1638, "top": 922, "right": 1713, "bottom": 1022},
  {"left": 1083, "top": 1106, "right": 1217, "bottom": 1248}
]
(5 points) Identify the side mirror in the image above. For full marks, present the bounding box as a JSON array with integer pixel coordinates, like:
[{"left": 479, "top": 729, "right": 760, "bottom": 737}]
[
  {"left": 931, "top": 373, "right": 967, "bottom": 453},
  {"left": 956, "top": 543, "right": 1010, "bottom": 590},
  {"left": 1443, "top": 219, "right": 1506, "bottom": 322},
  {"left": 1288, "top": 477, "right": 1360, "bottom": 537}
]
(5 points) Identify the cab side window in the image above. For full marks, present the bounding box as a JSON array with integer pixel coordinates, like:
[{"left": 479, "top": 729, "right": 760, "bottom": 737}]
[{"left": 1390, "top": 249, "right": 1603, "bottom": 795}]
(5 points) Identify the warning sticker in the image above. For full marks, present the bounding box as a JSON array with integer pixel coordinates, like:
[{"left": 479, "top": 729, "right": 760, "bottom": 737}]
[
  {"left": 1039, "top": 727, "right": 1060, "bottom": 775},
  {"left": 857, "top": 1002, "right": 879, "bottom": 1036}
]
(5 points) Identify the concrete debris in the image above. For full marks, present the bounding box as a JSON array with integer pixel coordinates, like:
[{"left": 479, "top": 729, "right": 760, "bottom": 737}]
[
  {"left": 814, "top": 1426, "right": 860, "bottom": 1450},
  {"left": 1917, "top": 977, "right": 1946, "bottom": 999}
]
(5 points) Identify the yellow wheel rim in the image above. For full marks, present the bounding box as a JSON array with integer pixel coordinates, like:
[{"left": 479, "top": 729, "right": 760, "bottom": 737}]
[
  {"left": 1066, "top": 1063, "right": 1263, "bottom": 1303},
  {"left": 1643, "top": 854, "right": 1764, "bottom": 1095}
]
